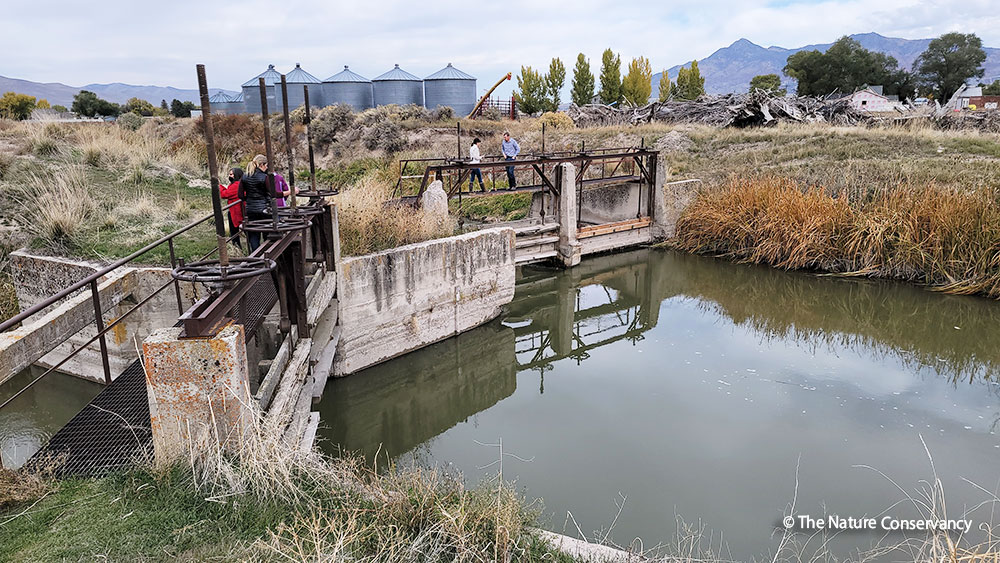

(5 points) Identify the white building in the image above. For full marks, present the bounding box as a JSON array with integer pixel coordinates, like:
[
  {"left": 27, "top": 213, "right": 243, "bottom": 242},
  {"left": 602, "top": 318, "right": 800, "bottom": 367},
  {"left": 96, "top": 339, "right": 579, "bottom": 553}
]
[{"left": 846, "top": 86, "right": 898, "bottom": 112}]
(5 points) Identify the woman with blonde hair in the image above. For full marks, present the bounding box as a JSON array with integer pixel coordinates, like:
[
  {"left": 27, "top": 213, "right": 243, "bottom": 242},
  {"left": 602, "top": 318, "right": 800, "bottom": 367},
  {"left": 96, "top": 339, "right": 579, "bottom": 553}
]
[{"left": 238, "top": 154, "right": 274, "bottom": 251}]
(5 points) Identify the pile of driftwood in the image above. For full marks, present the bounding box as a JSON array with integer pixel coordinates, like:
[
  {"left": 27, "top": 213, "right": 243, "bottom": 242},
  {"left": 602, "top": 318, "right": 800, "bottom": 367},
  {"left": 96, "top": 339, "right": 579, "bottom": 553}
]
[{"left": 567, "top": 91, "right": 870, "bottom": 128}]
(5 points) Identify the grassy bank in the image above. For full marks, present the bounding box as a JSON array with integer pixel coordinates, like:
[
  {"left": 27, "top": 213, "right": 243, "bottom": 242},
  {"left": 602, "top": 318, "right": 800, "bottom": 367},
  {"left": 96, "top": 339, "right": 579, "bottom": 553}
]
[{"left": 672, "top": 176, "right": 1000, "bottom": 298}]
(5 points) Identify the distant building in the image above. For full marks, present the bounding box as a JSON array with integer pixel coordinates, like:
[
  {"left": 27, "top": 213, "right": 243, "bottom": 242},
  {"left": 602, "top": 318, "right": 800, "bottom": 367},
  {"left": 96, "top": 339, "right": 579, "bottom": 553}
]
[
  {"left": 846, "top": 86, "right": 898, "bottom": 112},
  {"left": 969, "top": 96, "right": 1000, "bottom": 110}
]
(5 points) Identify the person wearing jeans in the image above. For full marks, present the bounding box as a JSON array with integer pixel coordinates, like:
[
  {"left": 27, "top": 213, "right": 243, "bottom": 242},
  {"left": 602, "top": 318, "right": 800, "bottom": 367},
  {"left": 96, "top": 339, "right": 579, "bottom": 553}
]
[
  {"left": 469, "top": 137, "right": 486, "bottom": 191},
  {"left": 501, "top": 131, "right": 520, "bottom": 189}
]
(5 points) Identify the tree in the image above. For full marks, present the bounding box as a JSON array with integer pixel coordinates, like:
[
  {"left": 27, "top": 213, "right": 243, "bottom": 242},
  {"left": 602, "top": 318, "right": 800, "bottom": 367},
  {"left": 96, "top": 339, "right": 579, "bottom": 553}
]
[
  {"left": 160, "top": 99, "right": 169, "bottom": 111},
  {"left": 544, "top": 57, "right": 566, "bottom": 112},
  {"left": 514, "top": 66, "right": 547, "bottom": 115},
  {"left": 170, "top": 99, "right": 196, "bottom": 118},
  {"left": 784, "top": 36, "right": 915, "bottom": 99},
  {"left": 673, "top": 60, "right": 705, "bottom": 100},
  {"left": 658, "top": 71, "right": 671, "bottom": 102},
  {"left": 52, "top": 105, "right": 68, "bottom": 113},
  {"left": 0, "top": 92, "right": 37, "bottom": 120},
  {"left": 36, "top": 99, "right": 51, "bottom": 109},
  {"left": 598, "top": 48, "right": 622, "bottom": 105},
  {"left": 571, "top": 53, "right": 595, "bottom": 106},
  {"left": 749, "top": 74, "right": 787, "bottom": 96},
  {"left": 915, "top": 32, "right": 987, "bottom": 101},
  {"left": 72, "top": 90, "right": 120, "bottom": 117},
  {"left": 123, "top": 97, "right": 155, "bottom": 116},
  {"left": 621, "top": 56, "right": 652, "bottom": 106},
  {"left": 984, "top": 80, "right": 1000, "bottom": 96}
]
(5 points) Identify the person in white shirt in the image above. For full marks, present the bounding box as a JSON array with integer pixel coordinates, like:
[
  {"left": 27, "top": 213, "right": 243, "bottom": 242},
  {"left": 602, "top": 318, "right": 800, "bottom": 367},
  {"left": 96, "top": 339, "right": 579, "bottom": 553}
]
[{"left": 468, "top": 137, "right": 486, "bottom": 191}]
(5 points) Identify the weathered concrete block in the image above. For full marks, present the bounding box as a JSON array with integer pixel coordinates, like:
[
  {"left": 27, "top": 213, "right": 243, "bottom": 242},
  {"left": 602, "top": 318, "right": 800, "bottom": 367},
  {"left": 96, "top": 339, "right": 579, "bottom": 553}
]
[
  {"left": 421, "top": 179, "right": 449, "bottom": 231},
  {"left": 579, "top": 182, "right": 646, "bottom": 226},
  {"left": 142, "top": 324, "right": 255, "bottom": 465},
  {"left": 557, "top": 163, "right": 582, "bottom": 268},
  {"left": 651, "top": 152, "right": 698, "bottom": 240},
  {"left": 334, "top": 228, "right": 515, "bottom": 375}
]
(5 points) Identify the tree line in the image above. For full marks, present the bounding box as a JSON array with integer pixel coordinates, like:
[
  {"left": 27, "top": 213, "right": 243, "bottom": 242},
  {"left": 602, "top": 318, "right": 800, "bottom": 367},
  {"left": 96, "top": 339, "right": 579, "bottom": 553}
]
[
  {"left": 0, "top": 90, "right": 202, "bottom": 121},
  {"left": 515, "top": 49, "right": 708, "bottom": 113}
]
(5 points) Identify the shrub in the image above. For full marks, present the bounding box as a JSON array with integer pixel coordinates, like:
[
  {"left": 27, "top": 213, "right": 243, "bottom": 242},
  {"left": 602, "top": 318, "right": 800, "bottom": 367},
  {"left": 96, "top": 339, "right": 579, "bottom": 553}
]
[
  {"left": 539, "top": 111, "right": 574, "bottom": 129},
  {"left": 0, "top": 153, "right": 13, "bottom": 179},
  {"left": 117, "top": 111, "right": 143, "bottom": 131},
  {"left": 311, "top": 104, "right": 354, "bottom": 147},
  {"left": 362, "top": 121, "right": 405, "bottom": 153},
  {"left": 480, "top": 105, "right": 503, "bottom": 121},
  {"left": 397, "top": 103, "right": 430, "bottom": 121},
  {"left": 430, "top": 105, "right": 454, "bottom": 121},
  {"left": 9, "top": 167, "right": 94, "bottom": 248},
  {"left": 356, "top": 105, "right": 393, "bottom": 127}
]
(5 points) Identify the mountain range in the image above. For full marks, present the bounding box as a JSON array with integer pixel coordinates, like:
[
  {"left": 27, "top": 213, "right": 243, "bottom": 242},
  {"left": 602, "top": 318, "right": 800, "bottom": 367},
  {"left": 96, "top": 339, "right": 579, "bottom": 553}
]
[
  {"left": 0, "top": 75, "right": 238, "bottom": 108},
  {"left": 653, "top": 32, "right": 1000, "bottom": 95}
]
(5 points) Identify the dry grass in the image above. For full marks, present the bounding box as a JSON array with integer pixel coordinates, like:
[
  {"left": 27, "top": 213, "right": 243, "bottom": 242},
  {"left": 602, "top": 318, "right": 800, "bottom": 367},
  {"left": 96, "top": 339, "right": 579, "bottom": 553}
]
[
  {"left": 8, "top": 167, "right": 94, "bottom": 249},
  {"left": 674, "top": 176, "right": 1000, "bottom": 298},
  {"left": 0, "top": 469, "right": 51, "bottom": 511},
  {"left": 335, "top": 174, "right": 456, "bottom": 256}
]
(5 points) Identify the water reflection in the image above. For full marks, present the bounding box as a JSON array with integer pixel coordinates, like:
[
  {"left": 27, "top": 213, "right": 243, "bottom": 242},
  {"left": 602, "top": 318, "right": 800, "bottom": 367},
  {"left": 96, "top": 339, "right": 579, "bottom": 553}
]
[{"left": 317, "top": 248, "right": 1000, "bottom": 559}]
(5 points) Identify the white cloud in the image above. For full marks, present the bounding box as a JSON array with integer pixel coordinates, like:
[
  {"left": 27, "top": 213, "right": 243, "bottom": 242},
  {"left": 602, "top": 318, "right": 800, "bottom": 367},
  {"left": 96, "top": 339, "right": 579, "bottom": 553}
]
[{"left": 2, "top": 0, "right": 996, "bottom": 96}]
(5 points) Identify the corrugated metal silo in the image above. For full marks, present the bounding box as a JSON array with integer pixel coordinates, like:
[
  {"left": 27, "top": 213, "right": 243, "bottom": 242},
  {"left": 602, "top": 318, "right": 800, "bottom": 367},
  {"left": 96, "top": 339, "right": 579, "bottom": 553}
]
[
  {"left": 226, "top": 91, "right": 246, "bottom": 114},
  {"left": 209, "top": 91, "right": 233, "bottom": 115},
  {"left": 372, "top": 64, "right": 423, "bottom": 107},
  {"left": 423, "top": 63, "right": 476, "bottom": 115},
  {"left": 284, "top": 63, "right": 323, "bottom": 111},
  {"left": 241, "top": 64, "right": 282, "bottom": 115},
  {"left": 322, "top": 66, "right": 373, "bottom": 111}
]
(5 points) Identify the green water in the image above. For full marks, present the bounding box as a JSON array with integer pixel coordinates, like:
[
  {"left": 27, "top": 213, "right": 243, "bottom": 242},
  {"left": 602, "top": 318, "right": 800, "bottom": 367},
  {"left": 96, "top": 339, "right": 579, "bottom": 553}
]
[
  {"left": 0, "top": 367, "right": 102, "bottom": 468},
  {"left": 318, "top": 247, "right": 1000, "bottom": 559}
]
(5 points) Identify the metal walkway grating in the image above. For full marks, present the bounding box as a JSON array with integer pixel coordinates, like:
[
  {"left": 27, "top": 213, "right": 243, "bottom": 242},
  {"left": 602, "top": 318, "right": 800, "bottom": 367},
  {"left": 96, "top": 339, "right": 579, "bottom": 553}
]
[
  {"left": 30, "top": 276, "right": 279, "bottom": 478},
  {"left": 30, "top": 359, "right": 152, "bottom": 477}
]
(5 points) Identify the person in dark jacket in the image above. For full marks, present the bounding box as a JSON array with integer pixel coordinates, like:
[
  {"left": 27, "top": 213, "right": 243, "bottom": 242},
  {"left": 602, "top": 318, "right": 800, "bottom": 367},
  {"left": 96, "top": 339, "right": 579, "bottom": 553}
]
[
  {"left": 238, "top": 154, "right": 276, "bottom": 252},
  {"left": 219, "top": 167, "right": 244, "bottom": 248}
]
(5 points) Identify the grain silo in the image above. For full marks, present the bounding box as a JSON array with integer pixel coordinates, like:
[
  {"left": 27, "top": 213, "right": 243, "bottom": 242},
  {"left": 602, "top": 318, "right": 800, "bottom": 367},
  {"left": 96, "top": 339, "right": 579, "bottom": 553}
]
[
  {"left": 241, "top": 64, "right": 282, "bottom": 115},
  {"left": 209, "top": 91, "right": 233, "bottom": 115},
  {"left": 284, "top": 63, "right": 323, "bottom": 111},
  {"left": 227, "top": 91, "right": 245, "bottom": 114},
  {"left": 322, "top": 66, "right": 373, "bottom": 111},
  {"left": 423, "top": 63, "right": 476, "bottom": 115},
  {"left": 372, "top": 64, "right": 423, "bottom": 107}
]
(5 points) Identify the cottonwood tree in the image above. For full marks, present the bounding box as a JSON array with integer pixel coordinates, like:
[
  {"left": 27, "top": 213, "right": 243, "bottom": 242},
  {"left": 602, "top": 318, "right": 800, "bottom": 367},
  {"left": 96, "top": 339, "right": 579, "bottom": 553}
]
[
  {"left": 749, "top": 74, "right": 787, "bottom": 96},
  {"left": 784, "top": 36, "right": 915, "bottom": 99},
  {"left": 515, "top": 66, "right": 548, "bottom": 115},
  {"left": 545, "top": 57, "right": 566, "bottom": 112},
  {"left": 658, "top": 71, "right": 672, "bottom": 101},
  {"left": 571, "top": 53, "right": 595, "bottom": 106},
  {"left": 0, "top": 92, "right": 37, "bottom": 120},
  {"left": 124, "top": 97, "right": 156, "bottom": 116},
  {"left": 984, "top": 80, "right": 1000, "bottom": 96},
  {"left": 622, "top": 56, "right": 652, "bottom": 106},
  {"left": 36, "top": 99, "right": 51, "bottom": 109},
  {"left": 72, "top": 90, "right": 121, "bottom": 117},
  {"left": 598, "top": 49, "right": 623, "bottom": 105},
  {"left": 916, "top": 32, "right": 986, "bottom": 101}
]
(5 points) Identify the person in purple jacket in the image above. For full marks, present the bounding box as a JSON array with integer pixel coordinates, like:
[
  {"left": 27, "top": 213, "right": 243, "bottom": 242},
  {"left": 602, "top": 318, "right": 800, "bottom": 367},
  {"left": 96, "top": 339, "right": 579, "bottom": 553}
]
[{"left": 273, "top": 173, "right": 298, "bottom": 206}]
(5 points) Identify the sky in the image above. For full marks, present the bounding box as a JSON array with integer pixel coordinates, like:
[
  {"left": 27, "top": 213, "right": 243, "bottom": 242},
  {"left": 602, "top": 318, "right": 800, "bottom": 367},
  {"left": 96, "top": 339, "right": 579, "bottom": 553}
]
[{"left": 3, "top": 0, "right": 998, "bottom": 98}]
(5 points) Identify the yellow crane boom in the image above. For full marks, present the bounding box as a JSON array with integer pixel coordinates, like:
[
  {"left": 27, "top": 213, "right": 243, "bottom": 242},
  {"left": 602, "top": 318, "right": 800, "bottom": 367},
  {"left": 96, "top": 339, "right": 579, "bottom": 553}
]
[{"left": 468, "top": 72, "right": 513, "bottom": 119}]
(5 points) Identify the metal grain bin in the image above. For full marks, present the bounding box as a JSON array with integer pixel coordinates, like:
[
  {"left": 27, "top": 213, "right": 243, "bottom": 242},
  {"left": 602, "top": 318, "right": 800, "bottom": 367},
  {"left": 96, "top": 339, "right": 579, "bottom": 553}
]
[
  {"left": 284, "top": 63, "right": 323, "bottom": 111},
  {"left": 423, "top": 63, "right": 476, "bottom": 116},
  {"left": 372, "top": 64, "right": 423, "bottom": 107},
  {"left": 241, "top": 64, "right": 282, "bottom": 115},
  {"left": 224, "top": 91, "right": 246, "bottom": 114},
  {"left": 322, "top": 66, "right": 373, "bottom": 111},
  {"left": 209, "top": 91, "right": 233, "bottom": 115}
]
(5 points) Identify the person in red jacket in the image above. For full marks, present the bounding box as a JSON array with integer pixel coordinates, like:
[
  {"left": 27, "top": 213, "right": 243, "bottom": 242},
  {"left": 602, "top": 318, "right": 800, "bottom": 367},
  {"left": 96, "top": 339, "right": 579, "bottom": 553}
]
[{"left": 218, "top": 167, "right": 244, "bottom": 248}]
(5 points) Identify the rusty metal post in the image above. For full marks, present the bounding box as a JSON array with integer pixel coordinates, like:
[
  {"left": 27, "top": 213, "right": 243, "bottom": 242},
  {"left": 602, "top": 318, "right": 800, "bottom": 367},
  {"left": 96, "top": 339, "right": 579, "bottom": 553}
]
[
  {"left": 456, "top": 121, "right": 461, "bottom": 160},
  {"left": 196, "top": 64, "right": 229, "bottom": 271},
  {"left": 542, "top": 122, "right": 546, "bottom": 153},
  {"left": 259, "top": 77, "right": 279, "bottom": 232},
  {"left": 90, "top": 280, "right": 112, "bottom": 384},
  {"left": 167, "top": 239, "right": 184, "bottom": 315},
  {"left": 280, "top": 75, "right": 297, "bottom": 209},
  {"left": 303, "top": 86, "right": 317, "bottom": 193}
]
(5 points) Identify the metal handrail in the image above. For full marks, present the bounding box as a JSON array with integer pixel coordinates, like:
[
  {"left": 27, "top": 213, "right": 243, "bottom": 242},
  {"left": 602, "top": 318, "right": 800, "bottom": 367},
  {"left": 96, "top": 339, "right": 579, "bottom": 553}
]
[{"left": 0, "top": 201, "right": 238, "bottom": 334}]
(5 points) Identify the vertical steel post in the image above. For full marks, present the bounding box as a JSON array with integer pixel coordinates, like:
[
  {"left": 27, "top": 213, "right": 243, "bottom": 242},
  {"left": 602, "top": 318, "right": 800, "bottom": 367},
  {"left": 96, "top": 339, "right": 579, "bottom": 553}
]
[
  {"left": 168, "top": 238, "right": 183, "bottom": 315},
  {"left": 456, "top": 121, "right": 461, "bottom": 160},
  {"left": 280, "top": 75, "right": 297, "bottom": 209},
  {"left": 542, "top": 122, "right": 546, "bottom": 153},
  {"left": 303, "top": 86, "right": 318, "bottom": 193},
  {"left": 259, "top": 77, "right": 279, "bottom": 232},
  {"left": 90, "top": 280, "right": 112, "bottom": 385},
  {"left": 196, "top": 64, "right": 229, "bottom": 270}
]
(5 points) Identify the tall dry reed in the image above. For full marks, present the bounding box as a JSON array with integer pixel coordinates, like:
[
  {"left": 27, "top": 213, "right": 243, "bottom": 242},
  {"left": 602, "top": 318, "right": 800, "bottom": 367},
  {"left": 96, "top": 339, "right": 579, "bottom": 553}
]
[{"left": 674, "top": 176, "right": 1000, "bottom": 298}]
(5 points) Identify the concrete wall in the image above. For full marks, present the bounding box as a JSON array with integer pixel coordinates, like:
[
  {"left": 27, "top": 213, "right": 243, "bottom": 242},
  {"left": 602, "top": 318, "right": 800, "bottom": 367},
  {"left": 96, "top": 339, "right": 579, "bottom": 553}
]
[
  {"left": 578, "top": 182, "right": 648, "bottom": 226},
  {"left": 6, "top": 251, "right": 200, "bottom": 383},
  {"left": 334, "top": 228, "right": 515, "bottom": 375}
]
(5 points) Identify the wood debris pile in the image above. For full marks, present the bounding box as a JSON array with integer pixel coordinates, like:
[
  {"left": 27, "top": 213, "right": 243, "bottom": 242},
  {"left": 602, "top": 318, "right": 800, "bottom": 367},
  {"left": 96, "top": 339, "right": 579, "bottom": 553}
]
[{"left": 567, "top": 92, "right": 870, "bottom": 128}]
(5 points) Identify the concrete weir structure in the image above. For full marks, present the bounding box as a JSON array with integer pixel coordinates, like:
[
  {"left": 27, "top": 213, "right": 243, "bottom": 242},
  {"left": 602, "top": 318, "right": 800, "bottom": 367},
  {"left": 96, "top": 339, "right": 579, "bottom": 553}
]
[{"left": 334, "top": 228, "right": 516, "bottom": 375}]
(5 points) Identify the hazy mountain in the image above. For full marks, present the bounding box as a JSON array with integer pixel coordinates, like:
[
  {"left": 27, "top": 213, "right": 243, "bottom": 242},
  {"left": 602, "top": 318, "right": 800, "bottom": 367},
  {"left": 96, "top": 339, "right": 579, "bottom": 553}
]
[
  {"left": 652, "top": 32, "right": 1000, "bottom": 95},
  {"left": 0, "top": 75, "right": 238, "bottom": 107}
]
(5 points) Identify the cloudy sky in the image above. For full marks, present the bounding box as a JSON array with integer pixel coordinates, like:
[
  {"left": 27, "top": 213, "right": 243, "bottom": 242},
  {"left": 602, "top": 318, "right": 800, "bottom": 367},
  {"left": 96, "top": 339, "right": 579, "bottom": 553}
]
[{"left": 3, "top": 0, "right": 998, "bottom": 97}]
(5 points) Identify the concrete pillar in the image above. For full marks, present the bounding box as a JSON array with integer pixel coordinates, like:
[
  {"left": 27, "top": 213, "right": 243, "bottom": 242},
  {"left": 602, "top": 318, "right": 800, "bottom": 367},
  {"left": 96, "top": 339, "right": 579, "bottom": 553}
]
[
  {"left": 421, "top": 180, "right": 449, "bottom": 231},
  {"left": 142, "top": 323, "right": 256, "bottom": 465},
  {"left": 550, "top": 277, "right": 576, "bottom": 356},
  {"left": 651, "top": 151, "right": 697, "bottom": 240},
  {"left": 557, "top": 163, "right": 582, "bottom": 267}
]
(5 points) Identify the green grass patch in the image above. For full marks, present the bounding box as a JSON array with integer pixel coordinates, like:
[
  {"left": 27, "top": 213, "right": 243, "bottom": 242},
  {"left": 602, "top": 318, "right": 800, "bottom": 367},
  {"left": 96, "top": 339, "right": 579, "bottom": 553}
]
[{"left": 451, "top": 192, "right": 532, "bottom": 222}]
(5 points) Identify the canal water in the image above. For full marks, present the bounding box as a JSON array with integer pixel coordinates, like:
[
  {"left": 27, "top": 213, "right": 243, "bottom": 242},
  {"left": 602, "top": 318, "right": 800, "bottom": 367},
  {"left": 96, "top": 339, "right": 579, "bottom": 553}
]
[
  {"left": 0, "top": 367, "right": 102, "bottom": 469},
  {"left": 317, "top": 248, "right": 1000, "bottom": 560}
]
